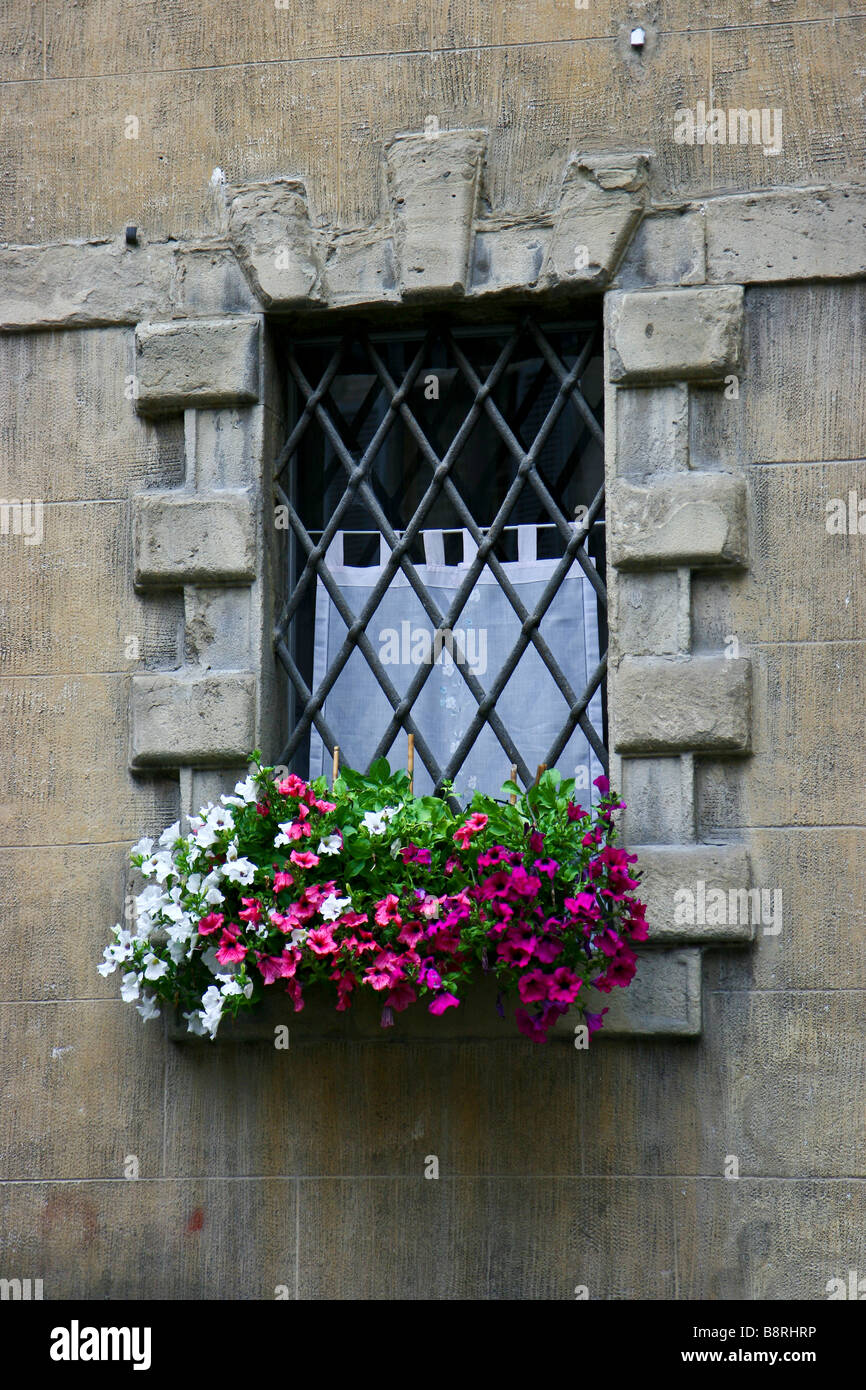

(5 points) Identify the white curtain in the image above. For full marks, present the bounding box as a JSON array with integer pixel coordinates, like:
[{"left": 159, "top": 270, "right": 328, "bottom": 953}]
[{"left": 310, "top": 526, "right": 604, "bottom": 801}]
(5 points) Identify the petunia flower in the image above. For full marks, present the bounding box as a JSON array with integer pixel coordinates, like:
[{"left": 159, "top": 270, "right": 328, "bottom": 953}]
[
  {"left": 289, "top": 850, "right": 320, "bottom": 869},
  {"left": 428, "top": 991, "right": 460, "bottom": 1015}
]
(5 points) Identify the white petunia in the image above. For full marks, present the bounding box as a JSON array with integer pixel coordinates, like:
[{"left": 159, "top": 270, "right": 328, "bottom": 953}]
[
  {"left": 143, "top": 952, "right": 169, "bottom": 981},
  {"left": 203, "top": 884, "right": 225, "bottom": 906},
  {"left": 136, "top": 991, "right": 161, "bottom": 1022},
  {"left": 274, "top": 821, "right": 293, "bottom": 848},
  {"left": 158, "top": 821, "right": 181, "bottom": 849},
  {"left": 136, "top": 884, "right": 165, "bottom": 913},
  {"left": 184, "top": 1010, "right": 207, "bottom": 1036},
  {"left": 317, "top": 834, "right": 342, "bottom": 856},
  {"left": 217, "top": 973, "right": 254, "bottom": 1001},
  {"left": 320, "top": 893, "right": 351, "bottom": 921},
  {"left": 120, "top": 972, "right": 141, "bottom": 1003},
  {"left": 195, "top": 823, "right": 219, "bottom": 850},
  {"left": 130, "top": 836, "right": 155, "bottom": 859},
  {"left": 362, "top": 809, "right": 395, "bottom": 835},
  {"left": 206, "top": 806, "right": 235, "bottom": 833},
  {"left": 198, "top": 985, "right": 224, "bottom": 1038},
  {"left": 222, "top": 776, "right": 258, "bottom": 807},
  {"left": 222, "top": 857, "right": 256, "bottom": 885}
]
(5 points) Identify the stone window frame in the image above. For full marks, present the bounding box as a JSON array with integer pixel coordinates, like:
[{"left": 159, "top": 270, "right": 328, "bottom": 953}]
[
  {"left": 5, "top": 136, "right": 863, "bottom": 1035},
  {"left": 119, "top": 129, "right": 759, "bottom": 1039}
]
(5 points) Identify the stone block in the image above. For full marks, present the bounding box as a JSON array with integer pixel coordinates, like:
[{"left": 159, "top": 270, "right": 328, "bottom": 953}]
[
  {"left": 615, "top": 571, "right": 683, "bottom": 658},
  {"left": 608, "top": 287, "right": 744, "bottom": 383},
  {"left": 616, "top": 207, "right": 705, "bottom": 288},
  {"left": 613, "top": 382, "right": 690, "bottom": 479},
  {"left": 577, "top": 948, "right": 702, "bottom": 1037},
  {"left": 705, "top": 187, "right": 866, "bottom": 285},
  {"left": 134, "top": 491, "right": 256, "bottom": 586},
  {"left": 610, "top": 473, "right": 748, "bottom": 569},
  {"left": 386, "top": 129, "right": 486, "bottom": 299},
  {"left": 544, "top": 152, "right": 647, "bottom": 288},
  {"left": 130, "top": 672, "right": 256, "bottom": 766},
  {"left": 134, "top": 316, "right": 260, "bottom": 415},
  {"left": 630, "top": 842, "right": 755, "bottom": 944},
  {"left": 614, "top": 656, "right": 752, "bottom": 754},
  {"left": 227, "top": 178, "right": 320, "bottom": 308}
]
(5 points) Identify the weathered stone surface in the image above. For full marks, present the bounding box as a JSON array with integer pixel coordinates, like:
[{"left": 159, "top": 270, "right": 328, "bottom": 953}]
[
  {"left": 614, "top": 656, "right": 752, "bottom": 754},
  {"left": 677, "top": 1178, "right": 866, "bottom": 1301},
  {"left": 134, "top": 316, "right": 260, "bottom": 414},
  {"left": 610, "top": 473, "right": 748, "bottom": 569},
  {"left": 608, "top": 287, "right": 744, "bottom": 383},
  {"left": 543, "top": 152, "right": 647, "bottom": 288},
  {"left": 0, "top": 674, "right": 178, "bottom": 845},
  {"left": 130, "top": 672, "right": 256, "bottom": 766},
  {"left": 0, "top": 844, "right": 130, "bottom": 1001},
  {"left": 691, "top": 284, "right": 866, "bottom": 467},
  {"left": 692, "top": 461, "right": 866, "bottom": 650},
  {"left": 297, "top": 1177, "right": 678, "bottom": 1298},
  {"left": 704, "top": 827, "right": 866, "bottom": 991},
  {"left": 320, "top": 226, "right": 398, "bottom": 306},
  {"left": 469, "top": 217, "right": 548, "bottom": 295},
  {"left": 615, "top": 571, "right": 683, "bottom": 658},
  {"left": 630, "top": 843, "right": 755, "bottom": 944},
  {"left": 0, "top": 499, "right": 182, "bottom": 675},
  {"left": 0, "top": 239, "right": 174, "bottom": 332},
  {"left": 616, "top": 207, "right": 705, "bottom": 288},
  {"left": 227, "top": 179, "right": 320, "bottom": 307},
  {"left": 618, "top": 756, "right": 694, "bottom": 845},
  {"left": 172, "top": 246, "right": 258, "bottom": 316},
  {"left": 183, "top": 586, "right": 256, "bottom": 669},
  {"left": 0, "top": 1178, "right": 297, "bottom": 1300},
  {"left": 696, "top": 644, "right": 866, "bottom": 830},
  {"left": 580, "top": 948, "right": 702, "bottom": 1037},
  {"left": 0, "top": 1002, "right": 164, "bottom": 1179},
  {"left": 613, "top": 382, "right": 690, "bottom": 479},
  {"left": 385, "top": 129, "right": 486, "bottom": 299},
  {"left": 705, "top": 186, "right": 866, "bottom": 284},
  {"left": 134, "top": 491, "right": 256, "bottom": 586},
  {"left": 0, "top": 328, "right": 184, "bottom": 501}
]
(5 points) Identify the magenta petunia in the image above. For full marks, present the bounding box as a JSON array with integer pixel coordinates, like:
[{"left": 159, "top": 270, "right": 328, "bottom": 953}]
[
  {"left": 197, "top": 911, "right": 224, "bottom": 936},
  {"left": 428, "top": 991, "right": 460, "bottom": 1015}
]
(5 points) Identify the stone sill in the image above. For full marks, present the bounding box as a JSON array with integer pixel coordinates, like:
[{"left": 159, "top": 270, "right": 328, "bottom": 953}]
[{"left": 165, "top": 952, "right": 702, "bottom": 1044}]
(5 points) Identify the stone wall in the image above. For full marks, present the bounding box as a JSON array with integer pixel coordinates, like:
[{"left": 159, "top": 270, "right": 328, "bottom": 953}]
[{"left": 0, "top": 2, "right": 863, "bottom": 1299}]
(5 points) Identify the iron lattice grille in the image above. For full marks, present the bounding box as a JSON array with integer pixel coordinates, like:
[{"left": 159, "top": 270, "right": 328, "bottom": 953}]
[{"left": 273, "top": 313, "right": 607, "bottom": 794}]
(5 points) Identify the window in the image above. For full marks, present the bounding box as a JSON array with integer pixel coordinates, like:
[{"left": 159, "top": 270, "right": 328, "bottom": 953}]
[{"left": 274, "top": 311, "right": 607, "bottom": 799}]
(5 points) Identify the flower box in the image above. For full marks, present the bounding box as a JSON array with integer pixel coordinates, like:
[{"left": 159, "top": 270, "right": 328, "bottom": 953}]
[{"left": 101, "top": 756, "right": 649, "bottom": 1046}]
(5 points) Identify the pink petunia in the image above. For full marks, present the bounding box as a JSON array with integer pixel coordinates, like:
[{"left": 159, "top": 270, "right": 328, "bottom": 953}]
[
  {"left": 532, "top": 858, "right": 559, "bottom": 880},
  {"left": 197, "top": 911, "right": 224, "bottom": 936},
  {"left": 547, "top": 966, "right": 582, "bottom": 1004},
  {"left": 374, "top": 893, "right": 402, "bottom": 927},
  {"left": 216, "top": 926, "right": 247, "bottom": 965},
  {"left": 290, "top": 850, "right": 320, "bottom": 868},
  {"left": 307, "top": 925, "right": 338, "bottom": 956},
  {"left": 428, "top": 991, "right": 460, "bottom": 1015},
  {"left": 272, "top": 870, "right": 294, "bottom": 893},
  {"left": 238, "top": 898, "right": 263, "bottom": 925},
  {"left": 278, "top": 774, "right": 307, "bottom": 798},
  {"left": 518, "top": 970, "right": 549, "bottom": 1003},
  {"left": 386, "top": 979, "right": 417, "bottom": 1012}
]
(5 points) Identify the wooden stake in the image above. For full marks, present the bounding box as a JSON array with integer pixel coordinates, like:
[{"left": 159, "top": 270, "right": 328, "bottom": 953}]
[
  {"left": 407, "top": 733, "right": 415, "bottom": 793},
  {"left": 332, "top": 745, "right": 340, "bottom": 787},
  {"left": 534, "top": 763, "right": 546, "bottom": 786},
  {"left": 509, "top": 764, "right": 518, "bottom": 805}
]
